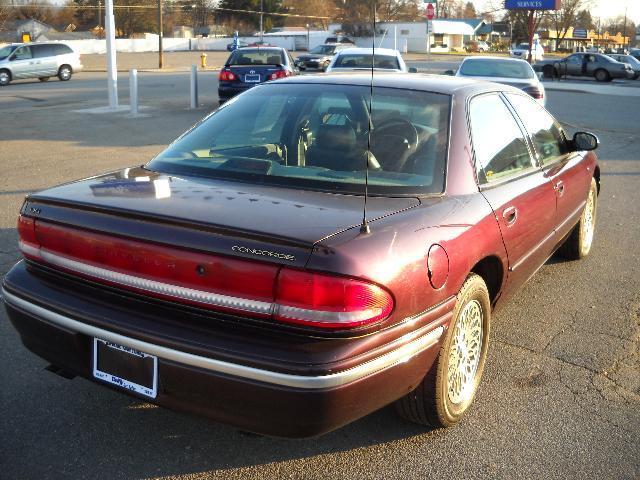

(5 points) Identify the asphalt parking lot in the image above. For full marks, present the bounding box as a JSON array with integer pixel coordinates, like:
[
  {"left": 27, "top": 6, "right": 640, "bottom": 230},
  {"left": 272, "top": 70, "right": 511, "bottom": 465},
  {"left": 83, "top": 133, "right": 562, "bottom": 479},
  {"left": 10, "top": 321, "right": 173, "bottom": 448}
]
[{"left": 0, "top": 64, "right": 639, "bottom": 479}]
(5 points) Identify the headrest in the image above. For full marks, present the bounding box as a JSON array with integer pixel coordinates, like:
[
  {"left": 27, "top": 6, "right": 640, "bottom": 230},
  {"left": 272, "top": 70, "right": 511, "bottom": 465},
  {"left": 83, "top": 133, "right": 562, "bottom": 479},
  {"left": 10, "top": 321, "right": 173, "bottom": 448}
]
[
  {"left": 267, "top": 56, "right": 281, "bottom": 65},
  {"left": 315, "top": 124, "right": 356, "bottom": 150}
]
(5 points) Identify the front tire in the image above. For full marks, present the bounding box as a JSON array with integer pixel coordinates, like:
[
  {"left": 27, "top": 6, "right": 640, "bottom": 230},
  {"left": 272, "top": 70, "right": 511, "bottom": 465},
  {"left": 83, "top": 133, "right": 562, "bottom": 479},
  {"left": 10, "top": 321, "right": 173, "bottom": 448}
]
[
  {"left": 58, "top": 65, "right": 72, "bottom": 81},
  {"left": 395, "top": 273, "right": 491, "bottom": 428},
  {"left": 557, "top": 177, "right": 598, "bottom": 260}
]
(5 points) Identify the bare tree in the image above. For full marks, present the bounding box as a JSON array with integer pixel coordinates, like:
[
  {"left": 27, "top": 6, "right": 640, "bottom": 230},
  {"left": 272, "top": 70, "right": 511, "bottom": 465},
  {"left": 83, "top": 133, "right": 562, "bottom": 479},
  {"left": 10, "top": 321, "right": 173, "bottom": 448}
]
[
  {"left": 0, "top": 0, "right": 13, "bottom": 34},
  {"left": 550, "top": 0, "right": 594, "bottom": 51}
]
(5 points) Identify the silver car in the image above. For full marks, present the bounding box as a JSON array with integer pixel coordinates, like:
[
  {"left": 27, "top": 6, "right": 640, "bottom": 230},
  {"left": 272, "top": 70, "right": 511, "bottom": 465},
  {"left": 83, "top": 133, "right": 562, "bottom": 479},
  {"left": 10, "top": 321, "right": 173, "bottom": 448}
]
[
  {"left": 0, "top": 42, "right": 83, "bottom": 86},
  {"left": 454, "top": 56, "right": 546, "bottom": 106}
]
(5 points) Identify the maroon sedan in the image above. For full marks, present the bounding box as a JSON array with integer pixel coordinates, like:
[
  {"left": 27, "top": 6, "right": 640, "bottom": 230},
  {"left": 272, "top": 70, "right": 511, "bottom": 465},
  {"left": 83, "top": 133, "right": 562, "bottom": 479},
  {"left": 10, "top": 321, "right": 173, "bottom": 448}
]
[{"left": 2, "top": 74, "right": 600, "bottom": 437}]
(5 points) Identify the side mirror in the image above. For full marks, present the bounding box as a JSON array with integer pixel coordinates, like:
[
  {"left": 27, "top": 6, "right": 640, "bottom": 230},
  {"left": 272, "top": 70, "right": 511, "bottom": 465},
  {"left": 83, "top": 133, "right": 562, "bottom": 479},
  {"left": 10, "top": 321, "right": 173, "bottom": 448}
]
[
  {"left": 408, "top": 67, "right": 418, "bottom": 73},
  {"left": 572, "top": 131, "right": 599, "bottom": 151},
  {"left": 443, "top": 70, "right": 455, "bottom": 76}
]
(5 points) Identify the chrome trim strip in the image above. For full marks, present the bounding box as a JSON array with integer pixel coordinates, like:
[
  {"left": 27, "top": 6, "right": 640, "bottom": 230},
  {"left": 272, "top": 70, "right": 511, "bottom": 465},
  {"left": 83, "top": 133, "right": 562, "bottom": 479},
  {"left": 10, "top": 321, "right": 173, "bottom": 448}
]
[
  {"left": 2, "top": 289, "right": 444, "bottom": 390},
  {"left": 38, "top": 248, "right": 274, "bottom": 316}
]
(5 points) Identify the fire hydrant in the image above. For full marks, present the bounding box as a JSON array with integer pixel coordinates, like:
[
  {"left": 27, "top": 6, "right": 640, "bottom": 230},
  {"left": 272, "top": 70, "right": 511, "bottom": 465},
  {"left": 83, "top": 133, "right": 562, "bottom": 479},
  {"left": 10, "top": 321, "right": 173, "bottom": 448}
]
[{"left": 200, "top": 53, "right": 207, "bottom": 69}]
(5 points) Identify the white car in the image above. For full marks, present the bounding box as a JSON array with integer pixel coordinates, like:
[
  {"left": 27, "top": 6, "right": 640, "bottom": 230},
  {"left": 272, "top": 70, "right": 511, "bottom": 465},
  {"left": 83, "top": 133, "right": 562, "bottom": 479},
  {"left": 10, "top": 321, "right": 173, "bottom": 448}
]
[
  {"left": 0, "top": 42, "right": 83, "bottom": 86},
  {"left": 509, "top": 42, "right": 544, "bottom": 62},
  {"left": 455, "top": 56, "right": 546, "bottom": 106},
  {"left": 325, "top": 47, "right": 409, "bottom": 73}
]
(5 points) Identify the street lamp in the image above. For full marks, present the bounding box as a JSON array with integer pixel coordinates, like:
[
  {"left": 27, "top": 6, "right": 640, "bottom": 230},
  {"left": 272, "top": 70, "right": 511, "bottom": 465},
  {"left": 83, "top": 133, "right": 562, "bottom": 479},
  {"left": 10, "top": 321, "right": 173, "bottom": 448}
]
[
  {"left": 306, "top": 24, "right": 310, "bottom": 51},
  {"left": 158, "top": 0, "right": 163, "bottom": 68}
]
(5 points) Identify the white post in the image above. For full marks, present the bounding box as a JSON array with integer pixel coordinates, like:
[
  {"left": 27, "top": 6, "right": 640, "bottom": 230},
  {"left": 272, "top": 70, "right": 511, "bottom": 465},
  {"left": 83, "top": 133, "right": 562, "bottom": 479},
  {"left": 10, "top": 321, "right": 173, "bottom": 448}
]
[
  {"left": 427, "top": 21, "right": 431, "bottom": 60},
  {"left": 129, "top": 69, "right": 138, "bottom": 115},
  {"left": 190, "top": 64, "right": 198, "bottom": 109},
  {"left": 394, "top": 26, "right": 397, "bottom": 51},
  {"left": 105, "top": 0, "right": 118, "bottom": 109}
]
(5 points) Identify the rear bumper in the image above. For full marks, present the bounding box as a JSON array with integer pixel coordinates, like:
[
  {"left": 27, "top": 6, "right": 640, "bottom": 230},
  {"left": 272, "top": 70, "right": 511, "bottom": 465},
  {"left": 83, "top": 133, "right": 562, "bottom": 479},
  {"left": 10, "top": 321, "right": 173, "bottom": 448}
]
[
  {"left": 2, "top": 261, "right": 451, "bottom": 437},
  {"left": 218, "top": 84, "right": 255, "bottom": 100}
]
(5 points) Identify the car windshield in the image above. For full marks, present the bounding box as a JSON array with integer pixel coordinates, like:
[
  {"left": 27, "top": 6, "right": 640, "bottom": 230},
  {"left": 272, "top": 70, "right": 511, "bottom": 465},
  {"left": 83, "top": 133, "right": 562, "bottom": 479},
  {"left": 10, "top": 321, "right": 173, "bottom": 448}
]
[
  {"left": 0, "top": 45, "right": 17, "bottom": 60},
  {"left": 228, "top": 49, "right": 283, "bottom": 65},
  {"left": 459, "top": 59, "right": 534, "bottom": 79},
  {"left": 310, "top": 45, "right": 335, "bottom": 54},
  {"left": 148, "top": 83, "right": 450, "bottom": 195},
  {"left": 333, "top": 54, "right": 400, "bottom": 70},
  {"left": 516, "top": 43, "right": 531, "bottom": 50}
]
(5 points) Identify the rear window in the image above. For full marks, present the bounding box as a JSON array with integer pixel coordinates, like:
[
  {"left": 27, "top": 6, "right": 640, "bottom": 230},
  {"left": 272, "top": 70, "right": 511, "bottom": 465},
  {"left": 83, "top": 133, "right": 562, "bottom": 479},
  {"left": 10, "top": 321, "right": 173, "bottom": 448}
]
[
  {"left": 333, "top": 54, "right": 400, "bottom": 70},
  {"left": 148, "top": 83, "right": 451, "bottom": 195},
  {"left": 228, "top": 49, "right": 284, "bottom": 66},
  {"left": 459, "top": 59, "right": 534, "bottom": 79},
  {"left": 310, "top": 45, "right": 336, "bottom": 55}
]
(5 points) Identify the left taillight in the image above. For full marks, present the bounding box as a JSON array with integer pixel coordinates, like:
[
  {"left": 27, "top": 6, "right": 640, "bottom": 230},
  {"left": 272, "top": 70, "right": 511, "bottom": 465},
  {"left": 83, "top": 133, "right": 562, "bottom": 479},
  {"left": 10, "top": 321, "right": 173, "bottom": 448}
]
[
  {"left": 274, "top": 268, "right": 394, "bottom": 329},
  {"left": 218, "top": 70, "right": 236, "bottom": 81},
  {"left": 18, "top": 215, "right": 40, "bottom": 260}
]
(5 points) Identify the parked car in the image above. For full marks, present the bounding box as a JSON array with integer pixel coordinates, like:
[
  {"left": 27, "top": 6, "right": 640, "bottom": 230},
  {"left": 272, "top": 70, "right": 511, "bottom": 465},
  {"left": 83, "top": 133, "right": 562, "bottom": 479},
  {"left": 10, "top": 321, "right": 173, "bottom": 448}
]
[
  {"left": 326, "top": 47, "right": 410, "bottom": 72},
  {"left": 454, "top": 56, "right": 546, "bottom": 105},
  {"left": 2, "top": 73, "right": 601, "bottom": 438},
  {"left": 464, "top": 40, "right": 490, "bottom": 53},
  {"left": 324, "top": 35, "right": 355, "bottom": 45},
  {"left": 630, "top": 48, "right": 640, "bottom": 61},
  {"left": 536, "top": 52, "right": 635, "bottom": 82},
  {"left": 509, "top": 42, "right": 544, "bottom": 61},
  {"left": 217, "top": 47, "right": 297, "bottom": 103},
  {"left": 294, "top": 43, "right": 350, "bottom": 71},
  {"left": 607, "top": 53, "right": 640, "bottom": 79},
  {"left": 0, "top": 42, "right": 82, "bottom": 86}
]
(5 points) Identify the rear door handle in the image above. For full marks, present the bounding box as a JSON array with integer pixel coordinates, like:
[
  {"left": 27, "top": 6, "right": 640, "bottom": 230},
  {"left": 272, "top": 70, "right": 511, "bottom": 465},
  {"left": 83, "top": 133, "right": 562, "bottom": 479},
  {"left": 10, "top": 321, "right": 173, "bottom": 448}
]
[{"left": 502, "top": 206, "right": 518, "bottom": 226}]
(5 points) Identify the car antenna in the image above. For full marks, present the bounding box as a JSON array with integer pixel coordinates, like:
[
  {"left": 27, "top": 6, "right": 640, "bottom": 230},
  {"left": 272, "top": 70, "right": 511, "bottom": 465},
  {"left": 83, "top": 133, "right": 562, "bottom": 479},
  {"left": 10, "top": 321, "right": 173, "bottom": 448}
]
[{"left": 360, "top": 0, "right": 376, "bottom": 235}]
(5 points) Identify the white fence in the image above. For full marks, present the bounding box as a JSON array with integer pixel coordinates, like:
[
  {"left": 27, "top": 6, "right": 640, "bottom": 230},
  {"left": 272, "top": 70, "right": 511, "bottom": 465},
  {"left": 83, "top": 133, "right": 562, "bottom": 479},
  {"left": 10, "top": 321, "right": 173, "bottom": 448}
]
[{"left": 61, "top": 32, "right": 331, "bottom": 55}]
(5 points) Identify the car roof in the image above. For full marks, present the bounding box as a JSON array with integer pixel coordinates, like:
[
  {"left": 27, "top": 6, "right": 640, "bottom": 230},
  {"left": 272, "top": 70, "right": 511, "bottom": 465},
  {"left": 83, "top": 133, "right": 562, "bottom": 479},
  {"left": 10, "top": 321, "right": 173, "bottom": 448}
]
[
  {"left": 334, "top": 47, "right": 401, "bottom": 56},
  {"left": 461, "top": 56, "right": 531, "bottom": 65},
  {"left": 273, "top": 72, "right": 521, "bottom": 96},
  {"left": 232, "top": 47, "right": 285, "bottom": 53}
]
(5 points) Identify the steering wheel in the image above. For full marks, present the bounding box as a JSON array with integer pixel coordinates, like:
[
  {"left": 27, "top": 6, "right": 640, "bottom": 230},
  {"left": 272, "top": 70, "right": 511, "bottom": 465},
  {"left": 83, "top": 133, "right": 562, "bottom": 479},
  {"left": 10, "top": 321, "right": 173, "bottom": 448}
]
[{"left": 374, "top": 118, "right": 419, "bottom": 151}]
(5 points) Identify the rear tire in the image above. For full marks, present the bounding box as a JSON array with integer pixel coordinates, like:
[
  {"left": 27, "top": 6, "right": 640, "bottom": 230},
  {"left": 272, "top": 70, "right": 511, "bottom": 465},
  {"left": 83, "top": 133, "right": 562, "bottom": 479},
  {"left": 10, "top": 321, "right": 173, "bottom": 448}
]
[
  {"left": 594, "top": 68, "right": 610, "bottom": 82},
  {"left": 0, "top": 69, "right": 10, "bottom": 86},
  {"left": 58, "top": 65, "right": 72, "bottom": 81},
  {"left": 557, "top": 177, "right": 598, "bottom": 260},
  {"left": 395, "top": 273, "right": 491, "bottom": 428},
  {"left": 39, "top": 77, "right": 50, "bottom": 82}
]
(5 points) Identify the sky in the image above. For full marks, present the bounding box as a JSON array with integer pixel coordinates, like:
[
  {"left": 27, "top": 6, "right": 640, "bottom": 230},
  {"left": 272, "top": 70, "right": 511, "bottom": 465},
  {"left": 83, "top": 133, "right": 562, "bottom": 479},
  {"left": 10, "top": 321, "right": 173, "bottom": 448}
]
[{"left": 473, "top": 1, "right": 640, "bottom": 24}]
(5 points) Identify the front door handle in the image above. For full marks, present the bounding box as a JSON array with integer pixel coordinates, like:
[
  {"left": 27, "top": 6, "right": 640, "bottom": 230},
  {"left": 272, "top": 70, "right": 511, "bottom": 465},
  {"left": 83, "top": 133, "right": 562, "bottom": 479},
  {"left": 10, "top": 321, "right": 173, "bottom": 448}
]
[
  {"left": 502, "top": 206, "right": 518, "bottom": 226},
  {"left": 554, "top": 180, "right": 565, "bottom": 196}
]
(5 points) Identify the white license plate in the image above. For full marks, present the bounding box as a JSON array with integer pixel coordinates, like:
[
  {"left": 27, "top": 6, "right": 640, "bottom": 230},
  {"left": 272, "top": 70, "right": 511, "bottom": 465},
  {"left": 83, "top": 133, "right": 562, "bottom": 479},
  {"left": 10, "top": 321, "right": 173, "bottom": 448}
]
[
  {"left": 244, "top": 74, "right": 260, "bottom": 83},
  {"left": 93, "top": 338, "right": 158, "bottom": 398}
]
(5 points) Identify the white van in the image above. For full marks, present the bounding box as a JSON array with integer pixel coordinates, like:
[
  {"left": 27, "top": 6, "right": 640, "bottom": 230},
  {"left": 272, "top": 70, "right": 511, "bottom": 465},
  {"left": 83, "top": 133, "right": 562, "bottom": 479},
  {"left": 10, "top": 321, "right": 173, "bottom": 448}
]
[{"left": 0, "top": 42, "right": 83, "bottom": 86}]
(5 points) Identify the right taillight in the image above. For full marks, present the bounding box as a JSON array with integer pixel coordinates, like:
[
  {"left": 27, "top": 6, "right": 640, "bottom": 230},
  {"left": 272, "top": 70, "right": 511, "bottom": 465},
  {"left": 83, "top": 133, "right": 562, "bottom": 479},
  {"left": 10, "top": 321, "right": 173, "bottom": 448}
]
[
  {"left": 523, "top": 86, "right": 544, "bottom": 100},
  {"left": 274, "top": 268, "right": 394, "bottom": 329}
]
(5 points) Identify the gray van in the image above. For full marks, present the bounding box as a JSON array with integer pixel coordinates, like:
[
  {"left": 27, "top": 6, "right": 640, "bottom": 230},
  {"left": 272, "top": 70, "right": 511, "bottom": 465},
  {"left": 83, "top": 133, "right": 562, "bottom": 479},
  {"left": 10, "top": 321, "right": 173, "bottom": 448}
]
[{"left": 0, "top": 42, "right": 83, "bottom": 86}]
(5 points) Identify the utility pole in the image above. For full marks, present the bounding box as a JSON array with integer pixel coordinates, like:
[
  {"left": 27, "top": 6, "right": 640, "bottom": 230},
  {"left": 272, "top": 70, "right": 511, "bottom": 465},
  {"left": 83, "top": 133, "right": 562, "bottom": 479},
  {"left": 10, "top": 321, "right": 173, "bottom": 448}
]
[
  {"left": 260, "top": 0, "right": 264, "bottom": 41},
  {"left": 105, "top": 0, "right": 118, "bottom": 108},
  {"left": 98, "top": 1, "right": 102, "bottom": 30},
  {"left": 158, "top": 0, "right": 164, "bottom": 68},
  {"left": 622, "top": 7, "right": 628, "bottom": 50}
]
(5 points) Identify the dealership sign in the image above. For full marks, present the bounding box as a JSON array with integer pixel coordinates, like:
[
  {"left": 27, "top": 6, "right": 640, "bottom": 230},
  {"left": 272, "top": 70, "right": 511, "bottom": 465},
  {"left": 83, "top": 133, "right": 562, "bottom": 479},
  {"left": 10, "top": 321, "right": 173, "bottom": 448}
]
[{"left": 504, "top": 0, "right": 561, "bottom": 9}]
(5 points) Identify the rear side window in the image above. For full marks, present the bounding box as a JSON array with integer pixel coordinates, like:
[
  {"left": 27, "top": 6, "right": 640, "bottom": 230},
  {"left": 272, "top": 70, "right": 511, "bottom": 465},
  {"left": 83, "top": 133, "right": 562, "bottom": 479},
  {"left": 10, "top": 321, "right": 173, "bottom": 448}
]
[
  {"left": 54, "top": 44, "right": 73, "bottom": 55},
  {"left": 469, "top": 93, "right": 534, "bottom": 183},
  {"left": 32, "top": 44, "right": 55, "bottom": 58},
  {"left": 506, "top": 93, "right": 567, "bottom": 166}
]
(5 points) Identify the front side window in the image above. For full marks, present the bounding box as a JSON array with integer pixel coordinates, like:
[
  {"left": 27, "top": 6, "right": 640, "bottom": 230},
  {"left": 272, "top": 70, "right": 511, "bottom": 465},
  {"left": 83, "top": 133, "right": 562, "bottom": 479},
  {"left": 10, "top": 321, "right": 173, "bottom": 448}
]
[
  {"left": 12, "top": 46, "right": 32, "bottom": 61},
  {"left": 469, "top": 93, "right": 534, "bottom": 183},
  {"left": 506, "top": 93, "right": 567, "bottom": 166},
  {"left": 147, "top": 83, "right": 451, "bottom": 195}
]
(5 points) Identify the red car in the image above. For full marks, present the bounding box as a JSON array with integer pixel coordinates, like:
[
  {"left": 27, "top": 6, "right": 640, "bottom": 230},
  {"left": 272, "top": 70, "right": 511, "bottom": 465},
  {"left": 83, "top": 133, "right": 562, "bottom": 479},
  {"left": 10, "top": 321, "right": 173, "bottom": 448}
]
[{"left": 2, "top": 74, "right": 600, "bottom": 437}]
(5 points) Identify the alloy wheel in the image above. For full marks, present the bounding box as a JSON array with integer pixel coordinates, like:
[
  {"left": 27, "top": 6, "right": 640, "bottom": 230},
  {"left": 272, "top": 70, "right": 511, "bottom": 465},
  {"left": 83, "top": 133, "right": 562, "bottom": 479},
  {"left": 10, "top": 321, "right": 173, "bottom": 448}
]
[{"left": 447, "top": 299, "right": 483, "bottom": 405}]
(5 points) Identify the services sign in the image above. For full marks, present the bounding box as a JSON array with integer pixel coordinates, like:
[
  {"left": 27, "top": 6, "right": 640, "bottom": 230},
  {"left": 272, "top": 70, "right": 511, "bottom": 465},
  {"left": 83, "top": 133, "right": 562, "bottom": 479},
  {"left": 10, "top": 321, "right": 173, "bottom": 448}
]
[{"left": 504, "top": 0, "right": 561, "bottom": 9}]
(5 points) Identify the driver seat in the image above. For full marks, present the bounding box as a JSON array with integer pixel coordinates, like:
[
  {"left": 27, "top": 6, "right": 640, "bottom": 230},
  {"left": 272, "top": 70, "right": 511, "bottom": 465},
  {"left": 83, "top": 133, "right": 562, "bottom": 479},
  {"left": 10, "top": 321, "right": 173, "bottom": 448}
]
[{"left": 306, "top": 123, "right": 367, "bottom": 171}]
